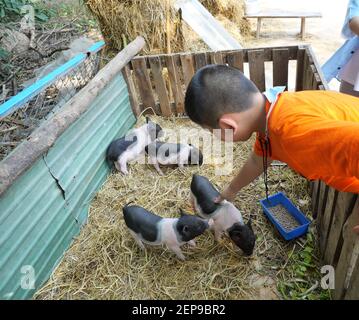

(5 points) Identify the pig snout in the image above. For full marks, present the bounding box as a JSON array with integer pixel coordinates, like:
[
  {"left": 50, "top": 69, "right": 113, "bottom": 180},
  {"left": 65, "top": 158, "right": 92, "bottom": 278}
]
[
  {"left": 177, "top": 210, "right": 210, "bottom": 242},
  {"left": 227, "top": 222, "right": 256, "bottom": 256}
]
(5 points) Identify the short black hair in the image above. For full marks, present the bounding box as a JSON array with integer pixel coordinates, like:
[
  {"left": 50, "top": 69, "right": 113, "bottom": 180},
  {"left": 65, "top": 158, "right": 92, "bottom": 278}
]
[{"left": 184, "top": 64, "right": 260, "bottom": 128}]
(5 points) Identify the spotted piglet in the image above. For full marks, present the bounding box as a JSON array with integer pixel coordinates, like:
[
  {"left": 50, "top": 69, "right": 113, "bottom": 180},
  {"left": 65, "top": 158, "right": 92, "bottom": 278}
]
[
  {"left": 123, "top": 205, "right": 210, "bottom": 260},
  {"left": 190, "top": 174, "right": 256, "bottom": 256},
  {"left": 145, "top": 142, "right": 203, "bottom": 175},
  {"left": 106, "top": 117, "right": 163, "bottom": 175}
]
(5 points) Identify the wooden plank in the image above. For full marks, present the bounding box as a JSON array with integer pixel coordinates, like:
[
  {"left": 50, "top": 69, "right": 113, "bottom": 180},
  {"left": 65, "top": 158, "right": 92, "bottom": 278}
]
[
  {"left": 302, "top": 52, "right": 314, "bottom": 90},
  {"left": 165, "top": 55, "right": 185, "bottom": 114},
  {"left": 306, "top": 45, "right": 329, "bottom": 90},
  {"left": 309, "top": 181, "right": 314, "bottom": 199},
  {"left": 312, "top": 181, "right": 321, "bottom": 219},
  {"left": 248, "top": 49, "right": 265, "bottom": 91},
  {"left": 133, "top": 46, "right": 300, "bottom": 66},
  {"left": 122, "top": 65, "right": 141, "bottom": 117},
  {"left": 316, "top": 184, "right": 329, "bottom": 225},
  {"left": 302, "top": 52, "right": 309, "bottom": 90},
  {"left": 323, "top": 192, "right": 357, "bottom": 266},
  {"left": 210, "top": 51, "right": 224, "bottom": 64},
  {"left": 244, "top": 11, "right": 322, "bottom": 18},
  {"left": 295, "top": 48, "right": 305, "bottom": 91},
  {"left": 310, "top": 64, "right": 318, "bottom": 89},
  {"left": 226, "top": 51, "right": 244, "bottom": 72},
  {"left": 131, "top": 57, "right": 156, "bottom": 111},
  {"left": 345, "top": 245, "right": 359, "bottom": 299},
  {"left": 148, "top": 56, "right": 172, "bottom": 117},
  {"left": 272, "top": 48, "right": 289, "bottom": 87},
  {"left": 312, "top": 71, "right": 321, "bottom": 90},
  {"left": 194, "top": 52, "right": 208, "bottom": 71},
  {"left": 319, "top": 188, "right": 338, "bottom": 256},
  {"left": 180, "top": 54, "right": 195, "bottom": 87},
  {"left": 334, "top": 197, "right": 359, "bottom": 299}
]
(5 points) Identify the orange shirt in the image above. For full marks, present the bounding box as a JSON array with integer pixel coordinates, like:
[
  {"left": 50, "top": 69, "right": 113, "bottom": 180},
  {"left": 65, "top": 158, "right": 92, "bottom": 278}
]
[{"left": 253, "top": 90, "right": 359, "bottom": 193}]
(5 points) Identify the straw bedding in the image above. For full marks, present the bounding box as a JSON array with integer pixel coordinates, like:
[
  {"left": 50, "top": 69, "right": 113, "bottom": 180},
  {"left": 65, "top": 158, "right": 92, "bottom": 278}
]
[{"left": 35, "top": 115, "right": 317, "bottom": 300}]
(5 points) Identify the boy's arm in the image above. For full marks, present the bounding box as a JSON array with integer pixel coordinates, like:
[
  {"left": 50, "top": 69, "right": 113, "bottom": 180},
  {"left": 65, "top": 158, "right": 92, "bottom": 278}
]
[{"left": 218, "top": 151, "right": 272, "bottom": 202}]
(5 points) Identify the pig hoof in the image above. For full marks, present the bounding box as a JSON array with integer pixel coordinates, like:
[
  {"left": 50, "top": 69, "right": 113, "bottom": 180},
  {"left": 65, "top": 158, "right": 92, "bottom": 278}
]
[
  {"left": 188, "top": 240, "right": 196, "bottom": 247},
  {"left": 215, "top": 235, "right": 222, "bottom": 242}
]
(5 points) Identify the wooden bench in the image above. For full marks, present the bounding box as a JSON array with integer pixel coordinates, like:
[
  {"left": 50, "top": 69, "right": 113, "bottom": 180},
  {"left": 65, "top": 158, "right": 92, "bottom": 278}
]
[{"left": 244, "top": 11, "right": 322, "bottom": 40}]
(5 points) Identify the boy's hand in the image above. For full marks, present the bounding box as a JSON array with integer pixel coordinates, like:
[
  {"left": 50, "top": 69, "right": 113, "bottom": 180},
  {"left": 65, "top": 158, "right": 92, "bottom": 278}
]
[{"left": 214, "top": 186, "right": 237, "bottom": 203}]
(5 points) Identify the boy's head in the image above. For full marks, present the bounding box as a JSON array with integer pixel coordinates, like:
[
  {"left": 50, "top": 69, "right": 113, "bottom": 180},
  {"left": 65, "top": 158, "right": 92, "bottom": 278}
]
[{"left": 185, "top": 64, "right": 264, "bottom": 141}]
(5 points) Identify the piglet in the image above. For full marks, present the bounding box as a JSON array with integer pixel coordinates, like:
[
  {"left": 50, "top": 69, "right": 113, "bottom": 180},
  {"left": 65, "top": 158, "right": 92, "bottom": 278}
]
[
  {"left": 106, "top": 117, "right": 163, "bottom": 175},
  {"left": 145, "top": 142, "right": 203, "bottom": 175},
  {"left": 190, "top": 174, "right": 256, "bottom": 256},
  {"left": 123, "top": 205, "right": 210, "bottom": 260}
]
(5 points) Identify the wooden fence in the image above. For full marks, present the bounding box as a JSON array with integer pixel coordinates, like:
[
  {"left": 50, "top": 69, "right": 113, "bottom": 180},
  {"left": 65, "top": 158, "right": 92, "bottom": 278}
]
[
  {"left": 123, "top": 44, "right": 327, "bottom": 117},
  {"left": 312, "top": 181, "right": 359, "bottom": 299}
]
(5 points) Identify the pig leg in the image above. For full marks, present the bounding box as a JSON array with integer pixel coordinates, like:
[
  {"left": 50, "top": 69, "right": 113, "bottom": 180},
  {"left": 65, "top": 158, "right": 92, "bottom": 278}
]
[
  {"left": 168, "top": 244, "right": 186, "bottom": 261},
  {"left": 188, "top": 239, "right": 196, "bottom": 247},
  {"left": 129, "top": 230, "right": 145, "bottom": 250},
  {"left": 213, "top": 224, "right": 224, "bottom": 242},
  {"left": 114, "top": 161, "right": 121, "bottom": 172},
  {"left": 118, "top": 156, "right": 129, "bottom": 175},
  {"left": 153, "top": 159, "right": 164, "bottom": 176},
  {"left": 178, "top": 163, "right": 186, "bottom": 174}
]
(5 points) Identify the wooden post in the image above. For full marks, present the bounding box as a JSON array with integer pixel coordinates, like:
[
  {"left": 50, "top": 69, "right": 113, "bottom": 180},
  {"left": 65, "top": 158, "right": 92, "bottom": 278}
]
[
  {"left": 257, "top": 18, "right": 262, "bottom": 39},
  {"left": 301, "top": 17, "right": 306, "bottom": 40},
  {"left": 248, "top": 49, "right": 265, "bottom": 91}
]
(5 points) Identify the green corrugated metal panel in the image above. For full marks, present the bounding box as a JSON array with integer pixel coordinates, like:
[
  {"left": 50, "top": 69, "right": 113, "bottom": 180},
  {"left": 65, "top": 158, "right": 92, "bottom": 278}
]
[{"left": 0, "top": 74, "right": 136, "bottom": 299}]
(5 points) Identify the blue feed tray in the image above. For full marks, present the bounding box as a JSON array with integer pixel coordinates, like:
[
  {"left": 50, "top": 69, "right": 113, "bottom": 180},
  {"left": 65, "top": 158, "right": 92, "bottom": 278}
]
[{"left": 260, "top": 192, "right": 311, "bottom": 240}]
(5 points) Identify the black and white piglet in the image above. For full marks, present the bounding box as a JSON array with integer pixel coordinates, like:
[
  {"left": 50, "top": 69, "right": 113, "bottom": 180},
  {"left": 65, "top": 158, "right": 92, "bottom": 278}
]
[
  {"left": 190, "top": 174, "right": 256, "bottom": 256},
  {"left": 106, "top": 117, "right": 163, "bottom": 175},
  {"left": 123, "top": 205, "right": 210, "bottom": 260},
  {"left": 145, "top": 142, "right": 203, "bottom": 175}
]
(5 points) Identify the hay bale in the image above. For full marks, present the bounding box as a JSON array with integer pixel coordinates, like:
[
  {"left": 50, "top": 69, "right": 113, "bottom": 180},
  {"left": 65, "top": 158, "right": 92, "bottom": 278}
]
[
  {"left": 34, "top": 115, "right": 319, "bottom": 300},
  {"left": 84, "top": 0, "right": 250, "bottom": 54},
  {"left": 199, "top": 0, "right": 251, "bottom": 36},
  {"left": 84, "top": 0, "right": 184, "bottom": 54}
]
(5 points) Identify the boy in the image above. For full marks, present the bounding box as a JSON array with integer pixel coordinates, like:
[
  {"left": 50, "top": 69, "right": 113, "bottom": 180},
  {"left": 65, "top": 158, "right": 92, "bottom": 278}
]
[{"left": 185, "top": 65, "right": 359, "bottom": 231}]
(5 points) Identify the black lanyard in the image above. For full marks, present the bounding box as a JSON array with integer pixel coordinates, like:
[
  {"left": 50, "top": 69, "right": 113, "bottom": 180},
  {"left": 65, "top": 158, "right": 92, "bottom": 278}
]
[{"left": 259, "top": 135, "right": 272, "bottom": 202}]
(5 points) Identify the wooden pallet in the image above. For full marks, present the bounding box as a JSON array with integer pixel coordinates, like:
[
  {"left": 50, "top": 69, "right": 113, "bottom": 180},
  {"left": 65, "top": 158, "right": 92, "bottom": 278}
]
[
  {"left": 312, "top": 181, "right": 359, "bottom": 299},
  {"left": 123, "top": 45, "right": 327, "bottom": 117}
]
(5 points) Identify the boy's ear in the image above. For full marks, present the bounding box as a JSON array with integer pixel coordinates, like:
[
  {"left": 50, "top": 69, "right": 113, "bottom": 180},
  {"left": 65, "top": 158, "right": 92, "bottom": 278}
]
[{"left": 218, "top": 116, "right": 238, "bottom": 134}]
